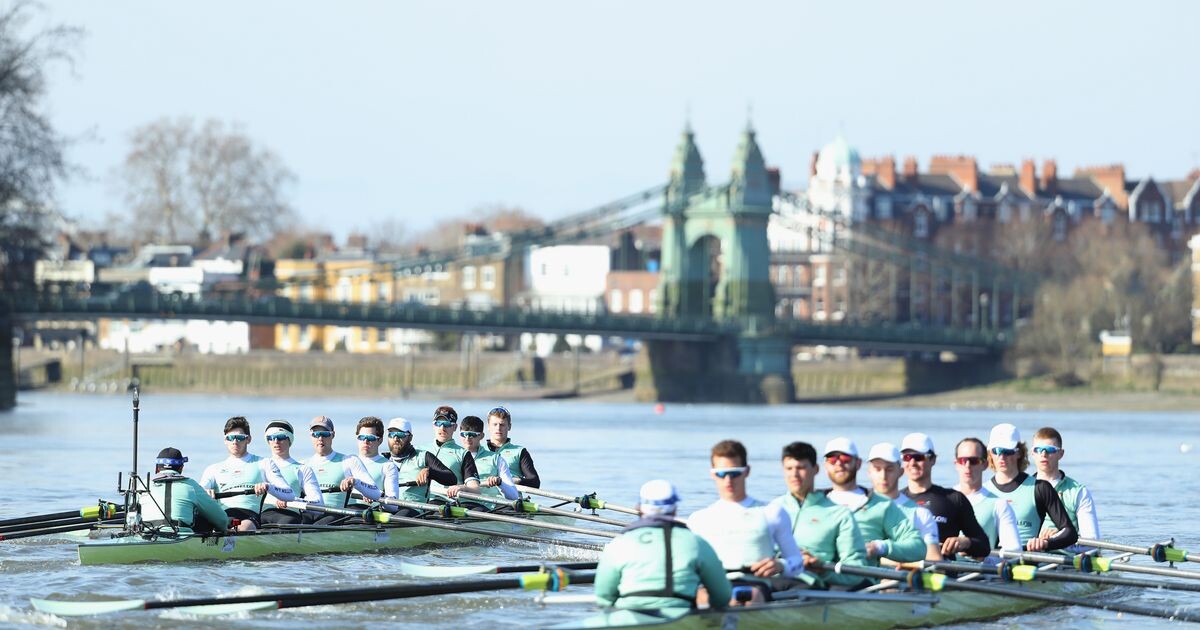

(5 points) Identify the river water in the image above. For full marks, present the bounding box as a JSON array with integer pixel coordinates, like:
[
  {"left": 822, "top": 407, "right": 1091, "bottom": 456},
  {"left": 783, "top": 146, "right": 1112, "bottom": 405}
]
[{"left": 1, "top": 391, "right": 1197, "bottom": 628}]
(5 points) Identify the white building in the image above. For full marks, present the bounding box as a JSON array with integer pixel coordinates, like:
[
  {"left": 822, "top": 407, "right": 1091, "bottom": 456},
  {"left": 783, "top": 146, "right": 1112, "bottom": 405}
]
[
  {"left": 519, "top": 245, "right": 610, "bottom": 356},
  {"left": 100, "top": 319, "right": 250, "bottom": 354}
]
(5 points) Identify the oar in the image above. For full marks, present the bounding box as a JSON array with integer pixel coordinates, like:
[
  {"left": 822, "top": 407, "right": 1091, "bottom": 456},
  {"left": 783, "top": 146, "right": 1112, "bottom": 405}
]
[
  {"left": 398, "top": 559, "right": 598, "bottom": 578},
  {"left": 0, "top": 502, "right": 122, "bottom": 529},
  {"left": 825, "top": 562, "right": 1200, "bottom": 623},
  {"left": 928, "top": 560, "right": 1200, "bottom": 594},
  {"left": 516, "top": 486, "right": 639, "bottom": 516},
  {"left": 0, "top": 518, "right": 125, "bottom": 542},
  {"left": 263, "top": 519, "right": 605, "bottom": 553},
  {"left": 0, "top": 512, "right": 127, "bottom": 535},
  {"left": 995, "top": 549, "right": 1200, "bottom": 581},
  {"left": 374, "top": 497, "right": 618, "bottom": 539},
  {"left": 31, "top": 568, "right": 596, "bottom": 617},
  {"left": 215, "top": 488, "right": 261, "bottom": 499},
  {"left": 450, "top": 490, "right": 629, "bottom": 527},
  {"left": 1076, "top": 538, "right": 1200, "bottom": 564}
]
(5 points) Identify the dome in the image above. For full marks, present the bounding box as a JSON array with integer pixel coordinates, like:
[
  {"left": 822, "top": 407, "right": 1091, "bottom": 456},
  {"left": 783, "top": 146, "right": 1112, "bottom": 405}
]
[{"left": 815, "top": 134, "right": 861, "bottom": 183}]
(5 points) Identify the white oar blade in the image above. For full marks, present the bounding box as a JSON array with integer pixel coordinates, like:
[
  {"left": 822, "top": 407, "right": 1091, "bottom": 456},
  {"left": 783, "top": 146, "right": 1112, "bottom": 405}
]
[
  {"left": 176, "top": 601, "right": 280, "bottom": 616},
  {"left": 398, "top": 559, "right": 498, "bottom": 578},
  {"left": 30, "top": 598, "right": 145, "bottom": 616}
]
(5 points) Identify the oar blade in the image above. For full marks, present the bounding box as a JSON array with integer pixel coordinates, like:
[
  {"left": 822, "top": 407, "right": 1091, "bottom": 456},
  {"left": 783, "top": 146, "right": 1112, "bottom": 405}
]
[
  {"left": 30, "top": 598, "right": 145, "bottom": 616},
  {"left": 398, "top": 559, "right": 498, "bottom": 578},
  {"left": 176, "top": 601, "right": 281, "bottom": 616}
]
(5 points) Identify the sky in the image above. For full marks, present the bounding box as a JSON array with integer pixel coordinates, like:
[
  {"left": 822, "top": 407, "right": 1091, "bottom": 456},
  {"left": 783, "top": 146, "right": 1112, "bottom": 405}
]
[{"left": 33, "top": 1, "right": 1200, "bottom": 239}]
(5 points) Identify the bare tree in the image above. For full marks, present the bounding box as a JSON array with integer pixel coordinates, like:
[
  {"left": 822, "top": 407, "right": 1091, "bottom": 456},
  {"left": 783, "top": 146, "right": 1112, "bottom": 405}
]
[
  {"left": 121, "top": 118, "right": 296, "bottom": 244},
  {"left": 0, "top": 1, "right": 80, "bottom": 289},
  {"left": 364, "top": 217, "right": 409, "bottom": 255}
]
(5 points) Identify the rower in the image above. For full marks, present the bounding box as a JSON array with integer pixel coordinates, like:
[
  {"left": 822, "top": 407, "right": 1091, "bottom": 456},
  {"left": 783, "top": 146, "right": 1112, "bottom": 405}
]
[
  {"left": 350, "top": 416, "right": 398, "bottom": 507},
  {"left": 382, "top": 417, "right": 457, "bottom": 514},
  {"left": 305, "top": 415, "right": 380, "bottom": 522},
  {"left": 860, "top": 442, "right": 942, "bottom": 562},
  {"left": 594, "top": 480, "right": 731, "bottom": 611},
  {"left": 141, "top": 447, "right": 229, "bottom": 535},
  {"left": 485, "top": 405, "right": 541, "bottom": 488},
  {"left": 983, "top": 423, "right": 1078, "bottom": 552},
  {"left": 1032, "top": 426, "right": 1100, "bottom": 550},
  {"left": 899, "top": 432, "right": 990, "bottom": 560},
  {"left": 199, "top": 416, "right": 297, "bottom": 532},
  {"left": 259, "top": 420, "right": 323, "bottom": 526},
  {"left": 951, "top": 437, "right": 1021, "bottom": 552},
  {"left": 687, "top": 440, "right": 809, "bottom": 606},
  {"left": 422, "top": 406, "right": 467, "bottom": 498},
  {"left": 445, "top": 415, "right": 519, "bottom": 501},
  {"left": 769, "top": 441, "right": 867, "bottom": 588}
]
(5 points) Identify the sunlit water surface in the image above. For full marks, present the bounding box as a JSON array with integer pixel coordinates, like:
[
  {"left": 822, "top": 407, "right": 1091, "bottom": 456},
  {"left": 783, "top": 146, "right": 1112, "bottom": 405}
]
[{"left": 1, "top": 392, "right": 1197, "bottom": 628}]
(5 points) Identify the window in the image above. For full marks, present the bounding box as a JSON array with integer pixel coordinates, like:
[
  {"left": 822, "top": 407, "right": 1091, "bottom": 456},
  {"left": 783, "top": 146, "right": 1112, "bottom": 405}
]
[
  {"left": 462, "top": 266, "right": 476, "bottom": 290},
  {"left": 610, "top": 289, "right": 623, "bottom": 313},
  {"left": 914, "top": 212, "right": 930, "bottom": 238},
  {"left": 814, "top": 296, "right": 826, "bottom": 319},
  {"left": 300, "top": 284, "right": 314, "bottom": 301},
  {"left": 813, "top": 265, "right": 827, "bottom": 287},
  {"left": 833, "top": 266, "right": 846, "bottom": 285},
  {"left": 299, "top": 326, "right": 311, "bottom": 348},
  {"left": 378, "top": 283, "right": 392, "bottom": 303},
  {"left": 776, "top": 266, "right": 790, "bottom": 286},
  {"left": 540, "top": 263, "right": 548, "bottom": 277},
  {"left": 360, "top": 327, "right": 369, "bottom": 343},
  {"left": 336, "top": 278, "right": 351, "bottom": 303},
  {"left": 648, "top": 289, "right": 658, "bottom": 314},
  {"left": 1053, "top": 213, "right": 1068, "bottom": 242},
  {"left": 361, "top": 281, "right": 373, "bottom": 304},
  {"left": 998, "top": 203, "right": 1012, "bottom": 224},
  {"left": 629, "top": 289, "right": 644, "bottom": 314},
  {"left": 481, "top": 266, "right": 496, "bottom": 290},
  {"left": 876, "top": 196, "right": 893, "bottom": 220}
]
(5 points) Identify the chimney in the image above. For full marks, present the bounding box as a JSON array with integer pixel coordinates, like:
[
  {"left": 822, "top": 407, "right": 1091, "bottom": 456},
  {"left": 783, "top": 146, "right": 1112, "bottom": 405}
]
[
  {"left": 902, "top": 156, "right": 919, "bottom": 183},
  {"left": 809, "top": 151, "right": 820, "bottom": 177},
  {"left": 929, "top": 154, "right": 978, "bottom": 193},
  {"left": 1076, "top": 164, "right": 1128, "bottom": 209},
  {"left": 878, "top": 155, "right": 896, "bottom": 190},
  {"left": 1019, "top": 159, "right": 1037, "bottom": 197},
  {"left": 1040, "top": 159, "right": 1058, "bottom": 195},
  {"left": 766, "top": 167, "right": 781, "bottom": 195}
]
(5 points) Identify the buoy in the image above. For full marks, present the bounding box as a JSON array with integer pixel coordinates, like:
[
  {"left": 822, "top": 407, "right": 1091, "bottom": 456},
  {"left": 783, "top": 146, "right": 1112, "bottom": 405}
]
[
  {"left": 654, "top": 403, "right": 665, "bottom": 415},
  {"left": 1181, "top": 443, "right": 1194, "bottom": 454}
]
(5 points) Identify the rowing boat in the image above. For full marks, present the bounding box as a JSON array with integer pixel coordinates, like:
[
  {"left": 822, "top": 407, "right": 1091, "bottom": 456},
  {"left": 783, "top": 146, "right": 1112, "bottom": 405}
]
[
  {"left": 554, "top": 574, "right": 1101, "bottom": 629},
  {"left": 78, "top": 513, "right": 585, "bottom": 565}
]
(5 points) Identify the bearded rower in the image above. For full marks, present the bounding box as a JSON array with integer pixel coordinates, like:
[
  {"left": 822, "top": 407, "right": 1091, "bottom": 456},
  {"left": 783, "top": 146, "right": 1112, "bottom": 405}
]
[
  {"left": 142, "top": 448, "right": 230, "bottom": 535},
  {"left": 199, "top": 416, "right": 297, "bottom": 531},
  {"left": 856, "top": 442, "right": 940, "bottom": 562},
  {"left": 305, "top": 415, "right": 380, "bottom": 522},
  {"left": 769, "top": 441, "right": 867, "bottom": 588},
  {"left": 1032, "top": 426, "right": 1099, "bottom": 550},
  {"left": 485, "top": 406, "right": 540, "bottom": 488},
  {"left": 687, "top": 440, "right": 809, "bottom": 605},
  {"left": 899, "top": 433, "right": 990, "bottom": 560},
  {"left": 422, "top": 406, "right": 467, "bottom": 498},
  {"left": 952, "top": 437, "right": 1021, "bottom": 552},
  {"left": 445, "top": 415, "right": 519, "bottom": 501},
  {"left": 258, "top": 420, "right": 323, "bottom": 525},
  {"left": 382, "top": 417, "right": 457, "bottom": 514},
  {"left": 984, "top": 423, "right": 1078, "bottom": 552},
  {"left": 595, "top": 480, "right": 731, "bottom": 611}
]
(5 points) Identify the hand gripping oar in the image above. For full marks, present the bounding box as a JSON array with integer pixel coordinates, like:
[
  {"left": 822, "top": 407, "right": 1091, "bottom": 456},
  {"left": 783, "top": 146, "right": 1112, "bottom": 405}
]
[
  {"left": 0, "top": 501, "right": 122, "bottom": 529},
  {"left": 994, "top": 549, "right": 1200, "bottom": 581},
  {"left": 374, "top": 497, "right": 618, "bottom": 539},
  {"left": 398, "top": 559, "right": 598, "bottom": 578},
  {"left": 822, "top": 562, "right": 1200, "bottom": 623},
  {"left": 927, "top": 559, "right": 1200, "bottom": 594},
  {"left": 31, "top": 568, "right": 596, "bottom": 617},
  {"left": 450, "top": 490, "right": 629, "bottom": 527},
  {"left": 515, "top": 486, "right": 639, "bottom": 516},
  {"left": 1076, "top": 538, "right": 1200, "bottom": 564}
]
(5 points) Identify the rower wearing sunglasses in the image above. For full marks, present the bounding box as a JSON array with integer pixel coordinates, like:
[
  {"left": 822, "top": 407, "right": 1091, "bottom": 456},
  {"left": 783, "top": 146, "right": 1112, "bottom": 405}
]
[
  {"left": 445, "top": 415, "right": 520, "bottom": 501},
  {"left": 485, "top": 406, "right": 541, "bottom": 489},
  {"left": 983, "top": 423, "right": 1078, "bottom": 552},
  {"left": 1032, "top": 426, "right": 1099, "bottom": 550},
  {"left": 259, "top": 420, "right": 323, "bottom": 526},
  {"left": 382, "top": 417, "right": 457, "bottom": 514},
  {"left": 348, "top": 416, "right": 398, "bottom": 509},
  {"left": 861, "top": 442, "right": 942, "bottom": 562},
  {"left": 422, "top": 406, "right": 468, "bottom": 498},
  {"left": 769, "top": 440, "right": 868, "bottom": 588},
  {"left": 899, "top": 432, "right": 991, "bottom": 560},
  {"left": 951, "top": 437, "right": 1021, "bottom": 552},
  {"left": 688, "top": 440, "right": 809, "bottom": 606},
  {"left": 305, "top": 415, "right": 381, "bottom": 522},
  {"left": 198, "top": 416, "right": 297, "bottom": 532}
]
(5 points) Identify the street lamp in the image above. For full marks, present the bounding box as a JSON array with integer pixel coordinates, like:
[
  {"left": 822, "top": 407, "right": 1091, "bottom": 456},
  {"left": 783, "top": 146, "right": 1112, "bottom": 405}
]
[{"left": 979, "top": 292, "right": 990, "bottom": 331}]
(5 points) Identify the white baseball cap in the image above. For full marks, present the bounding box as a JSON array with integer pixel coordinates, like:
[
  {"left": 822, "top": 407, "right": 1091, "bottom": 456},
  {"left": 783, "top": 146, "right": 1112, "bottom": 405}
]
[
  {"left": 867, "top": 442, "right": 901, "bottom": 463},
  {"left": 823, "top": 437, "right": 859, "bottom": 458},
  {"left": 386, "top": 417, "right": 413, "bottom": 433},
  {"left": 988, "top": 423, "right": 1020, "bottom": 450},
  {"left": 900, "top": 432, "right": 936, "bottom": 455},
  {"left": 639, "top": 479, "right": 680, "bottom": 515}
]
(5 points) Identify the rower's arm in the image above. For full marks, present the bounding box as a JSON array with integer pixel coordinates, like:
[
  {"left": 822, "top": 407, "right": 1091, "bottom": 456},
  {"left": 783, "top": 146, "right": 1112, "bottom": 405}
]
[
  {"left": 880, "top": 503, "right": 926, "bottom": 563},
  {"left": 593, "top": 539, "right": 623, "bottom": 608},
  {"left": 995, "top": 500, "right": 1022, "bottom": 551},
  {"left": 951, "top": 493, "right": 991, "bottom": 559},
  {"left": 188, "top": 478, "right": 231, "bottom": 531},
  {"left": 299, "top": 465, "right": 324, "bottom": 506},
  {"left": 460, "top": 453, "right": 480, "bottom": 485},
  {"left": 1075, "top": 486, "right": 1100, "bottom": 540},
  {"left": 515, "top": 448, "right": 540, "bottom": 488},
  {"left": 342, "top": 457, "right": 382, "bottom": 501},
  {"left": 695, "top": 536, "right": 732, "bottom": 609},
  {"left": 764, "top": 502, "right": 807, "bottom": 577},
  {"left": 423, "top": 452, "right": 458, "bottom": 487},
  {"left": 494, "top": 456, "right": 520, "bottom": 500},
  {"left": 824, "top": 509, "right": 869, "bottom": 587},
  {"left": 259, "top": 460, "right": 297, "bottom": 502},
  {"left": 1035, "top": 480, "right": 1078, "bottom": 550}
]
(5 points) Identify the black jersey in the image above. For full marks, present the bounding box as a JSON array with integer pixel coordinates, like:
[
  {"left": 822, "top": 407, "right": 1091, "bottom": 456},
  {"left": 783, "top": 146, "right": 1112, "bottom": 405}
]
[
  {"left": 991, "top": 472, "right": 1078, "bottom": 550},
  {"left": 902, "top": 484, "right": 990, "bottom": 558}
]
